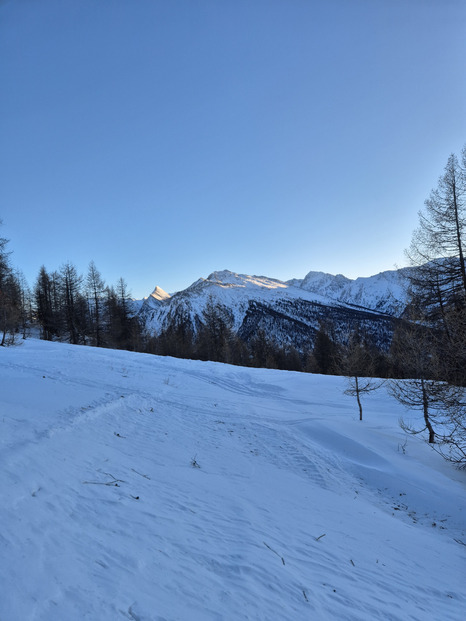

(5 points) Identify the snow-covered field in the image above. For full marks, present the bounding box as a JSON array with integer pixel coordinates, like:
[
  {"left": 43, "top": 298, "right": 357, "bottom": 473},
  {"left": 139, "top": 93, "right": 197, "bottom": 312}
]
[{"left": 1, "top": 339, "right": 464, "bottom": 621}]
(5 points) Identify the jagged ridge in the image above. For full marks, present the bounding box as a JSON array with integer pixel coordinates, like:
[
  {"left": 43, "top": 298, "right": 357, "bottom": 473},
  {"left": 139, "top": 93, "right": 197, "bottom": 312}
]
[{"left": 138, "top": 267, "right": 408, "bottom": 351}]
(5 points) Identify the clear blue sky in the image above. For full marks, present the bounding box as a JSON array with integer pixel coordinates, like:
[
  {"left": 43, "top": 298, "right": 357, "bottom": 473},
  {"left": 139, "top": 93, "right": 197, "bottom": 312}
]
[{"left": 1, "top": 0, "right": 465, "bottom": 298}]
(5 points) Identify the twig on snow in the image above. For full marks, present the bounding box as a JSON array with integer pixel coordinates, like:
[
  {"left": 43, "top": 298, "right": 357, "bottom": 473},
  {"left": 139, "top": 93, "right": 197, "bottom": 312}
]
[
  {"left": 263, "top": 541, "right": 285, "bottom": 565},
  {"left": 131, "top": 468, "right": 150, "bottom": 480},
  {"left": 82, "top": 472, "right": 126, "bottom": 487},
  {"left": 83, "top": 479, "right": 124, "bottom": 487}
]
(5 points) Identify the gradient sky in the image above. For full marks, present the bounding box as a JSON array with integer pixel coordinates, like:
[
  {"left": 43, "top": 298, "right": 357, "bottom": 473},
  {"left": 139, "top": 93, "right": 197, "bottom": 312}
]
[{"left": 1, "top": 0, "right": 465, "bottom": 299}]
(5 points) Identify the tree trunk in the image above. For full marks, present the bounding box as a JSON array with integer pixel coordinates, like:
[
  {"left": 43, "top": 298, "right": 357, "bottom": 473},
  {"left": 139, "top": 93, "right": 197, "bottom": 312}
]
[
  {"left": 355, "top": 376, "right": 363, "bottom": 421},
  {"left": 421, "top": 379, "right": 435, "bottom": 443},
  {"left": 451, "top": 179, "right": 466, "bottom": 299}
]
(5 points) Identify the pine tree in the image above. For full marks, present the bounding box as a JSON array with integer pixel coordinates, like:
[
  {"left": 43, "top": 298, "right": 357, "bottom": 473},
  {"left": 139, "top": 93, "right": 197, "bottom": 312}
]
[
  {"left": 35, "top": 266, "right": 55, "bottom": 340},
  {"left": 250, "top": 329, "right": 274, "bottom": 368},
  {"left": 59, "top": 262, "right": 85, "bottom": 345},
  {"left": 0, "top": 227, "right": 25, "bottom": 345},
  {"left": 407, "top": 147, "right": 466, "bottom": 332},
  {"left": 195, "top": 298, "right": 233, "bottom": 363},
  {"left": 105, "top": 278, "right": 142, "bottom": 350},
  {"left": 312, "top": 323, "right": 339, "bottom": 374},
  {"left": 86, "top": 261, "right": 106, "bottom": 347},
  {"left": 0, "top": 272, "right": 21, "bottom": 345}
]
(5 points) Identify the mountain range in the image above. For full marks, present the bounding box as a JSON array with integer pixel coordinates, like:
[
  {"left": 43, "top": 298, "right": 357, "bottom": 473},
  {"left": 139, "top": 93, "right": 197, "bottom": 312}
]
[{"left": 137, "top": 267, "right": 410, "bottom": 352}]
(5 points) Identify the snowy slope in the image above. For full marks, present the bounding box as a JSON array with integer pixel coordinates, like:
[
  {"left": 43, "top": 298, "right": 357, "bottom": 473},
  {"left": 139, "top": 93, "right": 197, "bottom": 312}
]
[
  {"left": 1, "top": 340, "right": 465, "bottom": 620},
  {"left": 295, "top": 267, "right": 410, "bottom": 315}
]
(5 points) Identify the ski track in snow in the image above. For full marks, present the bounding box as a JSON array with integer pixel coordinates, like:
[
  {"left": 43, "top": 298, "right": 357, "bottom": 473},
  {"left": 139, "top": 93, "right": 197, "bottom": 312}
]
[{"left": 0, "top": 339, "right": 465, "bottom": 620}]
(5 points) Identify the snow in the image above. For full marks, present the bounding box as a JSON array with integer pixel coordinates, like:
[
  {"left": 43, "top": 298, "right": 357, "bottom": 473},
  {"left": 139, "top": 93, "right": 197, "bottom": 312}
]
[
  {"left": 206, "top": 271, "right": 289, "bottom": 290},
  {"left": 1, "top": 339, "right": 465, "bottom": 620},
  {"left": 297, "top": 268, "right": 410, "bottom": 316},
  {"left": 140, "top": 269, "right": 365, "bottom": 335},
  {"left": 148, "top": 286, "right": 171, "bottom": 302},
  {"left": 139, "top": 267, "right": 410, "bottom": 337}
]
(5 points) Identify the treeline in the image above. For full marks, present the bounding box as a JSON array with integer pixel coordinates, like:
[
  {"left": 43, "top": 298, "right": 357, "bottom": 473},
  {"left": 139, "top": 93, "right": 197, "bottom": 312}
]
[
  {"left": 0, "top": 227, "right": 28, "bottom": 346},
  {"left": 33, "top": 261, "right": 143, "bottom": 350},
  {"left": 0, "top": 230, "right": 397, "bottom": 374},
  {"left": 0, "top": 238, "right": 143, "bottom": 351},
  {"left": 145, "top": 310, "right": 305, "bottom": 371},
  {"left": 145, "top": 299, "right": 395, "bottom": 376},
  {"left": 0, "top": 231, "right": 395, "bottom": 375}
]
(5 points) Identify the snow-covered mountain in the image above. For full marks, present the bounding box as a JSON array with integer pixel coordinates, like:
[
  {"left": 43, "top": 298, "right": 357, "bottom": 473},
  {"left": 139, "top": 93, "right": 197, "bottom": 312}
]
[
  {"left": 138, "top": 267, "right": 409, "bottom": 350},
  {"left": 295, "top": 267, "right": 410, "bottom": 316}
]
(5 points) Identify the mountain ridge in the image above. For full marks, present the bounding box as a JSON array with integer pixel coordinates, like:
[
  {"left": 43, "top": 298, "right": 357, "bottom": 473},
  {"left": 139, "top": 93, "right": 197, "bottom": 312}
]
[
  {"left": 138, "top": 266, "right": 409, "bottom": 353},
  {"left": 144, "top": 266, "right": 409, "bottom": 315}
]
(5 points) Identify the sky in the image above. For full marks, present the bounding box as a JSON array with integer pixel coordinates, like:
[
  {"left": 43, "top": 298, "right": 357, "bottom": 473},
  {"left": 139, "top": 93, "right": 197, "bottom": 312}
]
[{"left": 1, "top": 0, "right": 465, "bottom": 299}]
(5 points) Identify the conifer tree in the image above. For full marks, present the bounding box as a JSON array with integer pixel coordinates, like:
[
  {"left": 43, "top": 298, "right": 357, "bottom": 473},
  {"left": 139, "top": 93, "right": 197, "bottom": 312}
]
[
  {"left": 86, "top": 261, "right": 106, "bottom": 347},
  {"left": 407, "top": 146, "right": 466, "bottom": 336},
  {"left": 59, "top": 262, "right": 85, "bottom": 345},
  {"left": 312, "top": 323, "right": 339, "bottom": 374},
  {"left": 195, "top": 298, "right": 233, "bottom": 363},
  {"left": 0, "top": 226, "right": 26, "bottom": 345},
  {"left": 391, "top": 146, "right": 466, "bottom": 464}
]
